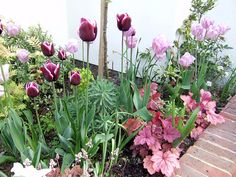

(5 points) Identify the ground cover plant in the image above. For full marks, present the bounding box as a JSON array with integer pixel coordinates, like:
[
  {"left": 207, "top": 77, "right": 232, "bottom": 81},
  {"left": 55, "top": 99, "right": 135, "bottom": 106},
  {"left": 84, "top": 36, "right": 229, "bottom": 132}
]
[{"left": 0, "top": 0, "right": 235, "bottom": 176}]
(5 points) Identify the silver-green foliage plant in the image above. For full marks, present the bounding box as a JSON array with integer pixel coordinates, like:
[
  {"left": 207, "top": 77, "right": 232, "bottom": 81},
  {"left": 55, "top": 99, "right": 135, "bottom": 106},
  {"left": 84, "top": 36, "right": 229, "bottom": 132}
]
[{"left": 89, "top": 79, "right": 117, "bottom": 115}]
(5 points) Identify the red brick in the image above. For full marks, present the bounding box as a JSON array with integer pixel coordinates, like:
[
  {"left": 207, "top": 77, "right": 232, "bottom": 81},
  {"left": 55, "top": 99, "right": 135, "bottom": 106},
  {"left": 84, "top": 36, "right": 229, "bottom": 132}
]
[
  {"left": 186, "top": 146, "right": 235, "bottom": 174},
  {"left": 220, "top": 111, "right": 236, "bottom": 121},
  {"left": 208, "top": 118, "right": 236, "bottom": 134},
  {"left": 194, "top": 139, "right": 236, "bottom": 163},
  {"left": 205, "top": 127, "right": 236, "bottom": 143},
  {"left": 174, "top": 163, "right": 207, "bottom": 177},
  {"left": 199, "top": 132, "right": 236, "bottom": 152},
  {"left": 180, "top": 154, "right": 231, "bottom": 177}
]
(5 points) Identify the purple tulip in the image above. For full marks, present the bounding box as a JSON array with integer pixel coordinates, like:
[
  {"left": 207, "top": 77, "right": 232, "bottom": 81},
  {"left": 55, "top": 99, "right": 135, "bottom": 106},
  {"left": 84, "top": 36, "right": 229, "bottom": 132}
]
[
  {"left": 40, "top": 60, "right": 60, "bottom": 82},
  {"left": 125, "top": 36, "right": 138, "bottom": 49},
  {"left": 179, "top": 52, "right": 196, "bottom": 68},
  {"left": 70, "top": 71, "right": 81, "bottom": 86},
  {"left": 58, "top": 48, "right": 67, "bottom": 60},
  {"left": 0, "top": 20, "right": 3, "bottom": 35},
  {"left": 26, "top": 82, "right": 39, "bottom": 98},
  {"left": 6, "top": 22, "right": 20, "bottom": 37},
  {"left": 65, "top": 39, "right": 79, "bottom": 54},
  {"left": 16, "top": 49, "right": 30, "bottom": 63},
  {"left": 152, "top": 35, "right": 171, "bottom": 59},
  {"left": 41, "top": 42, "right": 55, "bottom": 57},
  {"left": 78, "top": 18, "right": 97, "bottom": 42},
  {"left": 117, "top": 13, "right": 131, "bottom": 32}
]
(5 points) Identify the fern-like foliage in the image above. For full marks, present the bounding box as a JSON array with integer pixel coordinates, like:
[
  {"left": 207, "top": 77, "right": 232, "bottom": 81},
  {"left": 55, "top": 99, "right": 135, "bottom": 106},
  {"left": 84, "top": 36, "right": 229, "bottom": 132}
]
[{"left": 89, "top": 79, "right": 117, "bottom": 115}]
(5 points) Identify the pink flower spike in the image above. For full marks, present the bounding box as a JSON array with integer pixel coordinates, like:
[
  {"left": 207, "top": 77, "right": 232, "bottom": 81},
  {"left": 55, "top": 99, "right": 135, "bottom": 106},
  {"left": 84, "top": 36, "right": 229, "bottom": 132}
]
[{"left": 143, "top": 156, "right": 156, "bottom": 175}]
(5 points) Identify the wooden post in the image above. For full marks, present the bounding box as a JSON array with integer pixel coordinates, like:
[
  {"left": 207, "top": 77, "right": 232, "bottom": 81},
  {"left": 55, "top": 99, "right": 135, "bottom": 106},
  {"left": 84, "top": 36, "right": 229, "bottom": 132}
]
[{"left": 98, "top": 0, "right": 108, "bottom": 78}]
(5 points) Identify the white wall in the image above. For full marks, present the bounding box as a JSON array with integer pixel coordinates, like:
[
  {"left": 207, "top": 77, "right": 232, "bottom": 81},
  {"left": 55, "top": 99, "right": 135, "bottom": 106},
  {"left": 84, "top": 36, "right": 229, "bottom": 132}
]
[
  {"left": 0, "top": 0, "right": 68, "bottom": 46},
  {"left": 1, "top": 0, "right": 235, "bottom": 69}
]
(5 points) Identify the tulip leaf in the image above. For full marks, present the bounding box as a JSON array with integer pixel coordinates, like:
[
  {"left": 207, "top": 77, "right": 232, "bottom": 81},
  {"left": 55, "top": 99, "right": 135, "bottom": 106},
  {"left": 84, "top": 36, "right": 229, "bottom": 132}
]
[
  {"left": 32, "top": 143, "right": 42, "bottom": 167},
  {"left": 133, "top": 107, "right": 152, "bottom": 122}
]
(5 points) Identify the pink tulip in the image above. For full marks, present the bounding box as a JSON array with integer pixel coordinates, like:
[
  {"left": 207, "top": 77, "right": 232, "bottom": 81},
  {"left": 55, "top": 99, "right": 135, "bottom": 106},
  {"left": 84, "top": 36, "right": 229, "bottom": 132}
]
[
  {"left": 70, "top": 71, "right": 81, "bottom": 86},
  {"left": 206, "top": 26, "right": 219, "bottom": 40},
  {"left": 58, "top": 48, "right": 67, "bottom": 60},
  {"left": 201, "top": 18, "right": 214, "bottom": 29},
  {"left": 40, "top": 60, "right": 60, "bottom": 82},
  {"left": 191, "top": 24, "right": 206, "bottom": 41},
  {"left": 125, "top": 36, "right": 138, "bottom": 49},
  {"left": 152, "top": 35, "right": 171, "bottom": 59},
  {"left": 41, "top": 42, "right": 55, "bottom": 57},
  {"left": 16, "top": 49, "right": 30, "bottom": 63},
  {"left": 78, "top": 18, "right": 97, "bottom": 42},
  {"left": 26, "top": 82, "right": 39, "bottom": 98},
  {"left": 179, "top": 52, "right": 196, "bottom": 68},
  {"left": 6, "top": 22, "right": 20, "bottom": 37},
  {"left": 124, "top": 26, "right": 136, "bottom": 37},
  {"left": 117, "top": 13, "right": 131, "bottom": 32},
  {"left": 65, "top": 39, "right": 79, "bottom": 54},
  {"left": 217, "top": 24, "right": 230, "bottom": 35}
]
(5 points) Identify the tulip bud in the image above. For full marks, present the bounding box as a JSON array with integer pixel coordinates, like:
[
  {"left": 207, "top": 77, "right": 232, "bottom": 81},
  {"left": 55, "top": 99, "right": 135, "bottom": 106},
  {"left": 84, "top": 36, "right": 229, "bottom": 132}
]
[
  {"left": 16, "top": 49, "right": 30, "bottom": 63},
  {"left": 117, "top": 13, "right": 131, "bottom": 32},
  {"left": 179, "top": 52, "right": 196, "bottom": 68},
  {"left": 0, "top": 20, "right": 3, "bottom": 35},
  {"left": 78, "top": 18, "right": 97, "bottom": 42},
  {"left": 58, "top": 48, "right": 67, "bottom": 60},
  {"left": 0, "top": 85, "right": 4, "bottom": 97},
  {"left": 41, "top": 42, "right": 55, "bottom": 57},
  {"left": 26, "top": 82, "right": 39, "bottom": 98},
  {"left": 65, "top": 39, "right": 79, "bottom": 54},
  {"left": 70, "top": 71, "right": 81, "bottom": 86},
  {"left": 124, "top": 26, "right": 136, "bottom": 37},
  {"left": 40, "top": 60, "right": 60, "bottom": 82},
  {"left": 0, "top": 64, "right": 10, "bottom": 84}
]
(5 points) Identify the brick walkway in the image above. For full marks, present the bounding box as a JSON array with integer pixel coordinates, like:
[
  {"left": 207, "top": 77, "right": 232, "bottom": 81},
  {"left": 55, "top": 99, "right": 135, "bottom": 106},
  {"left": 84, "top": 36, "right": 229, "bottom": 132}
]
[{"left": 174, "top": 96, "right": 236, "bottom": 177}]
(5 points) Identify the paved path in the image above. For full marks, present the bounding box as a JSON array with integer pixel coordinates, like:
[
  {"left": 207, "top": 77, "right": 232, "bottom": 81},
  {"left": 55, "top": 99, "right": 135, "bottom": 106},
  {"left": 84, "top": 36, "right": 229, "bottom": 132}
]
[{"left": 174, "top": 96, "right": 236, "bottom": 177}]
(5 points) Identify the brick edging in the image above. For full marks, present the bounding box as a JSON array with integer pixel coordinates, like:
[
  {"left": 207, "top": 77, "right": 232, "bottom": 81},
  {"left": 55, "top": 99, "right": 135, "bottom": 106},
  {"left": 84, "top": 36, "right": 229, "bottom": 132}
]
[{"left": 174, "top": 95, "right": 236, "bottom": 177}]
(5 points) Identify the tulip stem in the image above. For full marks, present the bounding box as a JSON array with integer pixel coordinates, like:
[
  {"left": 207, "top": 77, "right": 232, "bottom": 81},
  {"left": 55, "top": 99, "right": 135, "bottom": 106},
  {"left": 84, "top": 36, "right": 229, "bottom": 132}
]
[
  {"left": 34, "top": 98, "right": 44, "bottom": 141},
  {"left": 62, "top": 61, "right": 66, "bottom": 97},
  {"left": 52, "top": 82, "right": 58, "bottom": 114},
  {"left": 86, "top": 42, "right": 90, "bottom": 117},
  {"left": 121, "top": 32, "right": 124, "bottom": 80},
  {"left": 82, "top": 41, "right": 85, "bottom": 67}
]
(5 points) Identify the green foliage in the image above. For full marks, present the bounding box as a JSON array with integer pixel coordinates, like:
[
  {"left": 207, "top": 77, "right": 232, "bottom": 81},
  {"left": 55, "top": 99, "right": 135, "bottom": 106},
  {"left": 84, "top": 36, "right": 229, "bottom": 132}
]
[
  {"left": 77, "top": 68, "right": 94, "bottom": 93},
  {"left": 89, "top": 79, "right": 117, "bottom": 115}
]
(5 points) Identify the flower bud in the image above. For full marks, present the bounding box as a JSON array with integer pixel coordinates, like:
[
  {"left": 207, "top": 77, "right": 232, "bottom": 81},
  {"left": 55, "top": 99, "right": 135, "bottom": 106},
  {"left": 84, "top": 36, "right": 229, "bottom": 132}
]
[
  {"left": 179, "top": 52, "right": 196, "bottom": 68},
  {"left": 40, "top": 60, "right": 60, "bottom": 82},
  {"left": 117, "top": 13, "right": 131, "bottom": 32},
  {"left": 16, "top": 49, "right": 30, "bottom": 63},
  {"left": 65, "top": 39, "right": 79, "bottom": 54},
  {"left": 70, "top": 71, "right": 81, "bottom": 86},
  {"left": 26, "top": 82, "right": 39, "bottom": 98},
  {"left": 78, "top": 18, "right": 97, "bottom": 42},
  {"left": 6, "top": 22, "right": 20, "bottom": 37},
  {"left": 58, "top": 48, "right": 67, "bottom": 60},
  {"left": 40, "top": 42, "right": 55, "bottom": 57}
]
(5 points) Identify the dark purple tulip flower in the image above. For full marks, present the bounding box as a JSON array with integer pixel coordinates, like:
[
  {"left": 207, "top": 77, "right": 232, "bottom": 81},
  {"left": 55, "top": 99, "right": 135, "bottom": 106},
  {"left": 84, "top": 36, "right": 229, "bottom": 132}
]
[
  {"left": 78, "top": 18, "right": 97, "bottom": 42},
  {"left": 0, "top": 20, "right": 3, "bottom": 35},
  {"left": 58, "top": 48, "right": 67, "bottom": 60},
  {"left": 116, "top": 13, "right": 131, "bottom": 32},
  {"left": 26, "top": 82, "right": 39, "bottom": 98},
  {"left": 40, "top": 60, "right": 60, "bottom": 82},
  {"left": 70, "top": 71, "right": 81, "bottom": 86},
  {"left": 41, "top": 41, "right": 55, "bottom": 57}
]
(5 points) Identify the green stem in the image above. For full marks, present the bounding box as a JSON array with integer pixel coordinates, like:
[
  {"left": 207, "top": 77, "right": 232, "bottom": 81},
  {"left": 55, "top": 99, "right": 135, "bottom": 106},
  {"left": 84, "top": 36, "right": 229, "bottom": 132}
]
[
  {"left": 62, "top": 61, "right": 66, "bottom": 97},
  {"left": 82, "top": 41, "right": 85, "bottom": 67},
  {"left": 34, "top": 98, "right": 45, "bottom": 141},
  {"left": 121, "top": 32, "right": 124, "bottom": 80},
  {"left": 86, "top": 42, "right": 90, "bottom": 117},
  {"left": 52, "top": 82, "right": 58, "bottom": 113},
  {"left": 74, "top": 86, "right": 80, "bottom": 152}
]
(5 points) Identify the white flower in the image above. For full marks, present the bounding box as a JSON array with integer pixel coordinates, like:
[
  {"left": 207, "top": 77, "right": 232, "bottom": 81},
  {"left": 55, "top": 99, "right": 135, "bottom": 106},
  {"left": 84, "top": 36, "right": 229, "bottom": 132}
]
[
  {"left": 11, "top": 162, "right": 51, "bottom": 177},
  {"left": 0, "top": 85, "right": 4, "bottom": 97},
  {"left": 206, "top": 81, "right": 212, "bottom": 87},
  {"left": 217, "top": 65, "right": 224, "bottom": 71},
  {"left": 0, "top": 64, "right": 10, "bottom": 84},
  {"left": 225, "top": 72, "right": 229, "bottom": 77}
]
